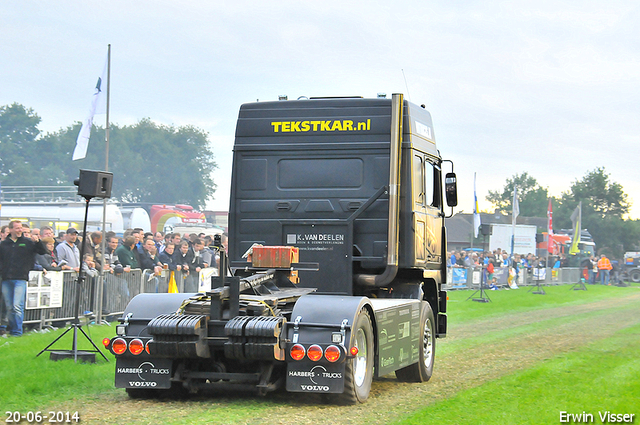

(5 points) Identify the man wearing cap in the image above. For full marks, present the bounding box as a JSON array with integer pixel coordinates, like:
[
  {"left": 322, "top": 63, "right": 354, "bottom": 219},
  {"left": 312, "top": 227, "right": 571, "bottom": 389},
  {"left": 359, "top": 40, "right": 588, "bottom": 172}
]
[
  {"left": 0, "top": 220, "right": 47, "bottom": 336},
  {"left": 55, "top": 228, "right": 81, "bottom": 272}
]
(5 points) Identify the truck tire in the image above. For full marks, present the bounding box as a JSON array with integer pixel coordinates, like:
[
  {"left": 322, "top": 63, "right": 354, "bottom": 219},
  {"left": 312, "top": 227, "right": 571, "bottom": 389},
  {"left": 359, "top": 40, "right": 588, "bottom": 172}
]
[
  {"left": 630, "top": 269, "right": 640, "bottom": 283},
  {"left": 331, "top": 308, "right": 374, "bottom": 405},
  {"left": 395, "top": 302, "right": 435, "bottom": 382}
]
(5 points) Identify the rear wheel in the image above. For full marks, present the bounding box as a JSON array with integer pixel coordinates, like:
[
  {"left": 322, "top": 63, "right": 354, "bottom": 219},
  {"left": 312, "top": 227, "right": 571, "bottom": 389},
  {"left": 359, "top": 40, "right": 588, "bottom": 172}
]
[
  {"left": 331, "top": 308, "right": 374, "bottom": 405},
  {"left": 630, "top": 269, "right": 640, "bottom": 283},
  {"left": 395, "top": 302, "right": 435, "bottom": 382}
]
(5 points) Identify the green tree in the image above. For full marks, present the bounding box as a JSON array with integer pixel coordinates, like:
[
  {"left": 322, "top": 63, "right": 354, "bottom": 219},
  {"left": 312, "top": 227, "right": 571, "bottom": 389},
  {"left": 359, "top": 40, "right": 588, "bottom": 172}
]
[
  {"left": 555, "top": 168, "right": 638, "bottom": 257},
  {"left": 1, "top": 103, "right": 218, "bottom": 209},
  {"left": 0, "top": 103, "right": 60, "bottom": 185},
  {"left": 486, "top": 172, "right": 549, "bottom": 217},
  {"left": 45, "top": 119, "right": 217, "bottom": 208},
  {"left": 564, "top": 167, "right": 628, "bottom": 219}
]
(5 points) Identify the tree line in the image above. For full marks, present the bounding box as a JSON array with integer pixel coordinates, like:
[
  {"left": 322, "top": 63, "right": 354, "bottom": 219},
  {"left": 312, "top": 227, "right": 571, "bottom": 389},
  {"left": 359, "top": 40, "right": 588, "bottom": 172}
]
[
  {"left": 3, "top": 102, "right": 637, "bottom": 255},
  {"left": 486, "top": 170, "right": 639, "bottom": 258},
  {"left": 0, "top": 103, "right": 217, "bottom": 209}
]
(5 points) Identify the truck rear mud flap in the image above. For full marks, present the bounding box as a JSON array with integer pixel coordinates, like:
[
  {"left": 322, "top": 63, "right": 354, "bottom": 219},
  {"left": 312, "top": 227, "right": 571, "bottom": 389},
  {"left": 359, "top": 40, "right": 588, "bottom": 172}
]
[
  {"left": 286, "top": 361, "right": 346, "bottom": 393},
  {"left": 115, "top": 357, "right": 173, "bottom": 389}
]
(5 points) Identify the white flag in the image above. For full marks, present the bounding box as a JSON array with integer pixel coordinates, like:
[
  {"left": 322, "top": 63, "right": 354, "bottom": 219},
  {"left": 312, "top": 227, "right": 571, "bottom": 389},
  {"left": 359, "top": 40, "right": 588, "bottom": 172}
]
[
  {"left": 473, "top": 173, "right": 481, "bottom": 238},
  {"left": 72, "top": 54, "right": 108, "bottom": 161}
]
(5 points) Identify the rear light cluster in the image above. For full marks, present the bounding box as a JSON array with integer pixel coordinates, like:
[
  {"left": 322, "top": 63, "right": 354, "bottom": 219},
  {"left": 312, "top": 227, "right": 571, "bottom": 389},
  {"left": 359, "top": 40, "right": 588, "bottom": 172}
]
[
  {"left": 104, "top": 337, "right": 151, "bottom": 355},
  {"left": 289, "top": 344, "right": 342, "bottom": 363}
]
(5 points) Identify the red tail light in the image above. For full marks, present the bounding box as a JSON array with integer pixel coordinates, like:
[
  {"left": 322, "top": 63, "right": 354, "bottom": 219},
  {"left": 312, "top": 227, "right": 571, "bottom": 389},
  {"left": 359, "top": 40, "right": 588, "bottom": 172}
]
[
  {"left": 350, "top": 346, "right": 359, "bottom": 356},
  {"left": 290, "top": 344, "right": 306, "bottom": 361},
  {"left": 325, "top": 345, "right": 341, "bottom": 362},
  {"left": 112, "top": 338, "right": 127, "bottom": 355},
  {"left": 307, "top": 345, "right": 323, "bottom": 361},
  {"left": 129, "top": 339, "right": 144, "bottom": 355},
  {"left": 102, "top": 338, "right": 111, "bottom": 348}
]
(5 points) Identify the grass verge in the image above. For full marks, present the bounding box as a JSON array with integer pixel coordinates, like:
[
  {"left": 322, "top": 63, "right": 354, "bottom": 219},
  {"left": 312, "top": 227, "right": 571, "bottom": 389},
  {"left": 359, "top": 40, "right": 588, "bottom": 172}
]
[
  {"left": 0, "top": 323, "right": 118, "bottom": 411},
  {"left": 445, "top": 283, "right": 634, "bottom": 323},
  {"left": 396, "top": 314, "right": 640, "bottom": 424},
  {"left": 1, "top": 284, "right": 638, "bottom": 424}
]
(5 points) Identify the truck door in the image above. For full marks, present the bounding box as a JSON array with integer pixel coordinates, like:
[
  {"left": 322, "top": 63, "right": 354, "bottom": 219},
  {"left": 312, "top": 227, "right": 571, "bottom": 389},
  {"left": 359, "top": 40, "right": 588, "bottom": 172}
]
[{"left": 413, "top": 153, "right": 443, "bottom": 266}]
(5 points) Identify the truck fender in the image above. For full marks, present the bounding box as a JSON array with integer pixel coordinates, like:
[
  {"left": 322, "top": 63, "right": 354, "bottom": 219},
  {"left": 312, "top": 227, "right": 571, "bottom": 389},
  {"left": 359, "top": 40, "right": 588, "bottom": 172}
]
[
  {"left": 122, "top": 293, "right": 199, "bottom": 321},
  {"left": 285, "top": 295, "right": 374, "bottom": 395},
  {"left": 288, "top": 295, "right": 374, "bottom": 347}
]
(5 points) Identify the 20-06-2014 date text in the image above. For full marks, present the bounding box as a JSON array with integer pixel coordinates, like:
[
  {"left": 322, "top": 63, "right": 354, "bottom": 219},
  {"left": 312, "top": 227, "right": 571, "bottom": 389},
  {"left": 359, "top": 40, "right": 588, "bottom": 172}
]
[{"left": 5, "top": 412, "right": 79, "bottom": 423}]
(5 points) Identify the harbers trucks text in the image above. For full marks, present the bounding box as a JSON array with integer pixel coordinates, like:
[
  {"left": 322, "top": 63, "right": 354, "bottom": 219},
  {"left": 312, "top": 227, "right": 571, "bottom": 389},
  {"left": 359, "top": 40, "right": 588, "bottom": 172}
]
[{"left": 104, "top": 94, "right": 458, "bottom": 404}]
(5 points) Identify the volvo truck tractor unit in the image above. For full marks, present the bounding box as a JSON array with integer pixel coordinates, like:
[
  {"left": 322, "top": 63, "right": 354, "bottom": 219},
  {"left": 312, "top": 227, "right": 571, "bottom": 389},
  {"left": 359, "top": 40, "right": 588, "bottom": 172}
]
[{"left": 105, "top": 93, "right": 458, "bottom": 404}]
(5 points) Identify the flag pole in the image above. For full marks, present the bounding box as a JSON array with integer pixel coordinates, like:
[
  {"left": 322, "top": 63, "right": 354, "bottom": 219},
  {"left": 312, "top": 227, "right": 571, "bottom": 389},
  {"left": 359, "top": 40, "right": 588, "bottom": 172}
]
[
  {"left": 546, "top": 198, "right": 552, "bottom": 270},
  {"left": 105, "top": 43, "right": 111, "bottom": 172},
  {"left": 473, "top": 172, "right": 481, "bottom": 242},
  {"left": 510, "top": 185, "right": 518, "bottom": 260},
  {"left": 97, "top": 44, "right": 111, "bottom": 325}
]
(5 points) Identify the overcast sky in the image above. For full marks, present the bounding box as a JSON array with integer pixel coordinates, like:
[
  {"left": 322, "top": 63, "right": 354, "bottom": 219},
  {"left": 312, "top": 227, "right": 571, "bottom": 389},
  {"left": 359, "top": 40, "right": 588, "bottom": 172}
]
[{"left": 2, "top": 1, "right": 639, "bottom": 218}]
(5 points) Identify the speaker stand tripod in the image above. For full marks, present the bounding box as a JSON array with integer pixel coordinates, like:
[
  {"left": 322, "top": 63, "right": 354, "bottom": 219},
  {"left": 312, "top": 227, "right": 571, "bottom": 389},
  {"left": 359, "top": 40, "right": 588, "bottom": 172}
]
[
  {"left": 571, "top": 277, "right": 588, "bottom": 291},
  {"left": 467, "top": 228, "right": 491, "bottom": 303},
  {"left": 529, "top": 280, "right": 546, "bottom": 295},
  {"left": 37, "top": 197, "right": 108, "bottom": 363},
  {"left": 467, "top": 266, "right": 491, "bottom": 303}
]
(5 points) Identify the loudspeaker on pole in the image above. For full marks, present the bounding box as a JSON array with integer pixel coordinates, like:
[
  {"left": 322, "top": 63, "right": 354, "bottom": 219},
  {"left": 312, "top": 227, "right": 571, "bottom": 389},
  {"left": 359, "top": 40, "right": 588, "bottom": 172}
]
[{"left": 74, "top": 169, "right": 113, "bottom": 199}]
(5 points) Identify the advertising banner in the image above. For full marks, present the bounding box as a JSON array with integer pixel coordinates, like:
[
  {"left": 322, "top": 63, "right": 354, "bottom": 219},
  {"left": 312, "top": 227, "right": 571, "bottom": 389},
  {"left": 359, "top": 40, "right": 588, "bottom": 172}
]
[{"left": 26, "top": 271, "right": 64, "bottom": 309}]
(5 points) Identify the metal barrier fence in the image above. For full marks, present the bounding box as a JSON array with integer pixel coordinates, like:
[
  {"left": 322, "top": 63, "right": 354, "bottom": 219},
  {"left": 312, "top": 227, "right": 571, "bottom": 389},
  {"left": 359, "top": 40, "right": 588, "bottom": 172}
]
[
  {"left": 444, "top": 266, "right": 583, "bottom": 290},
  {"left": 22, "top": 268, "right": 216, "bottom": 330},
  {"left": 21, "top": 266, "right": 583, "bottom": 330}
]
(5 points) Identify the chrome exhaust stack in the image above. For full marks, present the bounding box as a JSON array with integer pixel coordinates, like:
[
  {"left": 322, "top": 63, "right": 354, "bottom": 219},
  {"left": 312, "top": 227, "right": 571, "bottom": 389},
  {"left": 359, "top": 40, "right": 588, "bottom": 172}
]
[{"left": 356, "top": 93, "right": 403, "bottom": 287}]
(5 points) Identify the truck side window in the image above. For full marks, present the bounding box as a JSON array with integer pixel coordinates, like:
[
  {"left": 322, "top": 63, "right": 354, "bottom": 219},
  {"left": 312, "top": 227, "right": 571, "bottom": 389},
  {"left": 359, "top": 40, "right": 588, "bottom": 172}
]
[
  {"left": 414, "top": 155, "right": 424, "bottom": 205},
  {"left": 432, "top": 163, "right": 442, "bottom": 208},
  {"left": 425, "top": 161, "right": 434, "bottom": 207}
]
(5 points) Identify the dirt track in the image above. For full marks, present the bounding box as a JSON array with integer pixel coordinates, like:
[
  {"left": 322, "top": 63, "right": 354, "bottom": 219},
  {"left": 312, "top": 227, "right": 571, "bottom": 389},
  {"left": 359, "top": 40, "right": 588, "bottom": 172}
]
[{"left": 60, "top": 290, "right": 640, "bottom": 424}]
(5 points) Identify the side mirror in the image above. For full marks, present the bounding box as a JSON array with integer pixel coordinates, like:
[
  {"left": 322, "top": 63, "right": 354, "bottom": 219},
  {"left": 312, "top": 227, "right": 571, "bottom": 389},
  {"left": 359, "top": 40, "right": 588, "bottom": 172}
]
[{"left": 445, "top": 172, "right": 457, "bottom": 207}]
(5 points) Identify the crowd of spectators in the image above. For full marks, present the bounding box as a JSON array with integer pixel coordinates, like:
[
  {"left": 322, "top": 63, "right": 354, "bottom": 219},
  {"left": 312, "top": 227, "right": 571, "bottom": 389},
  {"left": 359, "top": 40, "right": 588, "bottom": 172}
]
[
  {"left": 0, "top": 222, "right": 227, "bottom": 337},
  {"left": 448, "top": 248, "right": 621, "bottom": 287},
  {"left": 103, "top": 228, "right": 226, "bottom": 277},
  {"left": 589, "top": 254, "right": 614, "bottom": 285},
  {"left": 448, "top": 248, "right": 551, "bottom": 271}
]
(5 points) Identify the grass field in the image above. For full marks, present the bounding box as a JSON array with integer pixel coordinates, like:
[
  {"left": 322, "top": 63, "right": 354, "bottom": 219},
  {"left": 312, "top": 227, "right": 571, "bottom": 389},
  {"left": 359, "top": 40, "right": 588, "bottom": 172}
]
[
  {"left": 1, "top": 282, "right": 639, "bottom": 424},
  {"left": 397, "top": 312, "right": 640, "bottom": 424}
]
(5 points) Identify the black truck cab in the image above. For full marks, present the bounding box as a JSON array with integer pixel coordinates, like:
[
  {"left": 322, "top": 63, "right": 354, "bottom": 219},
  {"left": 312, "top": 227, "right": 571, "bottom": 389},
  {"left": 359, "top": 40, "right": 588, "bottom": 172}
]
[{"left": 108, "top": 94, "right": 457, "bottom": 404}]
